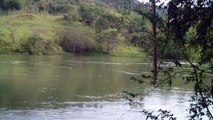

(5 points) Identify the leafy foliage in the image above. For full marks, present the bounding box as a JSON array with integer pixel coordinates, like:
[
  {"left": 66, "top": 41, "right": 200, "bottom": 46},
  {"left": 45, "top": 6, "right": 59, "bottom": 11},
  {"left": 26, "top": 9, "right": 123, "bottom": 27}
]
[
  {"left": 22, "top": 35, "right": 61, "bottom": 55},
  {"left": 79, "top": 3, "right": 127, "bottom": 31},
  {"left": 134, "top": 3, "right": 182, "bottom": 59},
  {"left": 159, "top": 0, "right": 213, "bottom": 119},
  {"left": 123, "top": 1, "right": 213, "bottom": 118},
  {"left": 100, "top": 0, "right": 138, "bottom": 14},
  {"left": 60, "top": 23, "right": 96, "bottom": 53},
  {"left": 63, "top": 4, "right": 82, "bottom": 22},
  {"left": 141, "top": 109, "right": 176, "bottom": 120},
  {"left": 126, "top": 12, "right": 148, "bottom": 47},
  {"left": 96, "top": 28, "right": 123, "bottom": 53},
  {"left": 167, "top": 0, "right": 213, "bottom": 63},
  {"left": 0, "top": 37, "right": 13, "bottom": 53},
  {"left": 0, "top": 0, "right": 22, "bottom": 11}
]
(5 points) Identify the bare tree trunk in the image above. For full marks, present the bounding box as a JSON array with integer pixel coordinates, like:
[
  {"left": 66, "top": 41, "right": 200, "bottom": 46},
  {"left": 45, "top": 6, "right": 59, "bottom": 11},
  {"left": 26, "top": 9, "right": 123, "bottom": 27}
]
[{"left": 151, "top": 0, "right": 157, "bottom": 85}]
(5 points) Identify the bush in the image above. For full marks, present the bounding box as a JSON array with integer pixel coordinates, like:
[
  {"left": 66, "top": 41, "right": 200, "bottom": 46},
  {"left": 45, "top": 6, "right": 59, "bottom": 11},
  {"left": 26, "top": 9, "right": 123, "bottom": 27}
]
[
  {"left": 79, "top": 3, "right": 102, "bottom": 25},
  {"left": 22, "top": 35, "right": 61, "bottom": 55},
  {"left": 79, "top": 3, "right": 127, "bottom": 31},
  {"left": 96, "top": 28, "right": 124, "bottom": 54},
  {"left": 60, "top": 24, "right": 96, "bottom": 53},
  {"left": 63, "top": 4, "right": 82, "bottom": 22},
  {"left": 0, "top": 0, "right": 22, "bottom": 11},
  {"left": 126, "top": 12, "right": 148, "bottom": 47},
  {"left": 0, "top": 38, "right": 13, "bottom": 53},
  {"left": 157, "top": 32, "right": 183, "bottom": 59}
]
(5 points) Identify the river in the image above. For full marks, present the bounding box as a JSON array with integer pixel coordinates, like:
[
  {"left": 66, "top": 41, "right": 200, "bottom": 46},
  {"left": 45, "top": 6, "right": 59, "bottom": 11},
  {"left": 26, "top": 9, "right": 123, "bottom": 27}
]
[{"left": 0, "top": 55, "right": 193, "bottom": 120}]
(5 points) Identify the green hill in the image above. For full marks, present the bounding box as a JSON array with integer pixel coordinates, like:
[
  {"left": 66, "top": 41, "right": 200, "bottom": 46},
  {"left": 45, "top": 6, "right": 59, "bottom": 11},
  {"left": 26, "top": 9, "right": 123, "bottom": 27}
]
[{"left": 0, "top": 0, "right": 148, "bottom": 56}]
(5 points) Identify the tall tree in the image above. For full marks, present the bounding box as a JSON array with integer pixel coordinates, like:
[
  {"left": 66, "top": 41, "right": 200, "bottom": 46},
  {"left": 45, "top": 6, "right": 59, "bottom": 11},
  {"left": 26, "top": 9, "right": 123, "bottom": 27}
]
[
  {"left": 151, "top": 0, "right": 157, "bottom": 84},
  {"left": 167, "top": 0, "right": 213, "bottom": 119}
]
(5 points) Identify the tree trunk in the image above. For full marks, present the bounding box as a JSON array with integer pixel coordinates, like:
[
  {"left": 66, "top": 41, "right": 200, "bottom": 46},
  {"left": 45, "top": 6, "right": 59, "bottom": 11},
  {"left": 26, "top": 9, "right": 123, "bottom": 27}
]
[{"left": 151, "top": 0, "right": 157, "bottom": 85}]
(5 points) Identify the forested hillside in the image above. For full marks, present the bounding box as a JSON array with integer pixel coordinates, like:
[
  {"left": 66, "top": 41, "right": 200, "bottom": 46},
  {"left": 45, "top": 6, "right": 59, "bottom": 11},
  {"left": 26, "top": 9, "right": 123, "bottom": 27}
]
[
  {"left": 0, "top": 0, "right": 151, "bottom": 56},
  {"left": 0, "top": 0, "right": 176, "bottom": 58}
]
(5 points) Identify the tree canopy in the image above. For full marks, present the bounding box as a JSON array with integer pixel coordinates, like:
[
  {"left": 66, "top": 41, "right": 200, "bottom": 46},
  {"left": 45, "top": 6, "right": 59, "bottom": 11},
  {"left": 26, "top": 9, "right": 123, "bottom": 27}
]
[{"left": 167, "top": 0, "right": 213, "bottom": 63}]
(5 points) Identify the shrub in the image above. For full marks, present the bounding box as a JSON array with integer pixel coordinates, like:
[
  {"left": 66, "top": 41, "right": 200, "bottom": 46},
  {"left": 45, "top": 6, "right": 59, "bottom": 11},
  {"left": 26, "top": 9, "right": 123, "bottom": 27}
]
[
  {"left": 22, "top": 35, "right": 61, "bottom": 55},
  {"left": 96, "top": 28, "right": 124, "bottom": 54},
  {"left": 0, "top": 0, "right": 22, "bottom": 11},
  {"left": 79, "top": 3, "right": 127, "bottom": 31},
  {"left": 0, "top": 38, "right": 13, "bottom": 53},
  {"left": 63, "top": 4, "right": 82, "bottom": 22},
  {"left": 59, "top": 24, "right": 96, "bottom": 53}
]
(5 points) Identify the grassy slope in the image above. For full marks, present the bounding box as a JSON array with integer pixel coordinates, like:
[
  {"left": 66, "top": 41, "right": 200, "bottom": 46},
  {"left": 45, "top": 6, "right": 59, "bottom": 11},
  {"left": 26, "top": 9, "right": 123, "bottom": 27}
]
[
  {"left": 0, "top": 11, "right": 64, "bottom": 53},
  {"left": 0, "top": 12, "right": 64, "bottom": 41},
  {"left": 0, "top": 11, "right": 146, "bottom": 56}
]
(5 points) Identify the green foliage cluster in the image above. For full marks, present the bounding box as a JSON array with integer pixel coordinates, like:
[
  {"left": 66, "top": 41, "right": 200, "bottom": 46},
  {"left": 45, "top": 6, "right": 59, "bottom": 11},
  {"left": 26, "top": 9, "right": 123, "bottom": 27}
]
[
  {"left": 21, "top": 35, "right": 61, "bottom": 55},
  {"left": 78, "top": 3, "right": 128, "bottom": 31},
  {"left": 63, "top": 4, "right": 82, "bottom": 22},
  {"left": 59, "top": 23, "right": 96, "bottom": 53},
  {"left": 96, "top": 28, "right": 123, "bottom": 53},
  {"left": 167, "top": 0, "right": 213, "bottom": 62},
  {"left": 166, "top": 1, "right": 213, "bottom": 118},
  {"left": 0, "top": 37, "right": 13, "bottom": 53},
  {"left": 0, "top": 0, "right": 22, "bottom": 11}
]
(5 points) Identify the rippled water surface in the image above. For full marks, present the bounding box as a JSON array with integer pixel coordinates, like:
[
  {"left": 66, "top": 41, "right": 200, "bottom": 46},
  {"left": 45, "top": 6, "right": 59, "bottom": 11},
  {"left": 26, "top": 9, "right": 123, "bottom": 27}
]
[{"left": 0, "top": 55, "right": 193, "bottom": 120}]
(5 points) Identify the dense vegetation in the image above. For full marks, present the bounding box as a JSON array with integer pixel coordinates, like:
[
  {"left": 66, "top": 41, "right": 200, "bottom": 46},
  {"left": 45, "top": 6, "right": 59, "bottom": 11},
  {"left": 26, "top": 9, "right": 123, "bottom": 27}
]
[
  {"left": 0, "top": 0, "right": 209, "bottom": 59},
  {"left": 123, "top": 0, "right": 213, "bottom": 119},
  {"left": 0, "top": 0, "right": 151, "bottom": 56},
  {"left": 166, "top": 0, "right": 213, "bottom": 118}
]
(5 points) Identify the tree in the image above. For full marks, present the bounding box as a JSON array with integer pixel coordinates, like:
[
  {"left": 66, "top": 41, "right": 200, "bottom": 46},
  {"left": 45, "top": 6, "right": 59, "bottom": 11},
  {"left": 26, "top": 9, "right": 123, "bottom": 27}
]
[
  {"left": 124, "top": 0, "right": 213, "bottom": 119},
  {"left": 125, "top": 12, "right": 148, "bottom": 47},
  {"left": 99, "top": 0, "right": 138, "bottom": 14},
  {"left": 96, "top": 28, "right": 123, "bottom": 54},
  {"left": 167, "top": 0, "right": 213, "bottom": 63},
  {"left": 151, "top": 0, "right": 157, "bottom": 84},
  {"left": 78, "top": 3, "right": 128, "bottom": 32},
  {"left": 135, "top": 1, "right": 158, "bottom": 84},
  {"left": 0, "top": 0, "right": 22, "bottom": 11},
  {"left": 63, "top": 4, "right": 82, "bottom": 22},
  {"left": 160, "top": 0, "right": 213, "bottom": 119},
  {"left": 79, "top": 3, "right": 103, "bottom": 26},
  {"left": 59, "top": 23, "right": 96, "bottom": 53}
]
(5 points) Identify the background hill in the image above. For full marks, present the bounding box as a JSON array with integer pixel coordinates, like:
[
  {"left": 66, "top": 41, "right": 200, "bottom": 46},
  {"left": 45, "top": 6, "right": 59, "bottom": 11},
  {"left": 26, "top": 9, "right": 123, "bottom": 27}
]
[
  {"left": 0, "top": 0, "right": 172, "bottom": 58},
  {"left": 0, "top": 0, "right": 151, "bottom": 56}
]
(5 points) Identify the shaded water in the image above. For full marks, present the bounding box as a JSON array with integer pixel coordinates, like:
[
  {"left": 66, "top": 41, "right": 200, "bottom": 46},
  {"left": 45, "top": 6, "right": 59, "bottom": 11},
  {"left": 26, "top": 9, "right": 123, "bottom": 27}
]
[{"left": 0, "top": 55, "right": 192, "bottom": 120}]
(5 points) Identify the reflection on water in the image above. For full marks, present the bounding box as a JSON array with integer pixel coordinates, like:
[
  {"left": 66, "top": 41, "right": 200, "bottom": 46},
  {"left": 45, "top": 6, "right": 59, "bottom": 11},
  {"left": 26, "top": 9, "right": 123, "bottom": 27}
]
[
  {"left": 0, "top": 55, "right": 193, "bottom": 120},
  {"left": 0, "top": 89, "right": 191, "bottom": 120}
]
